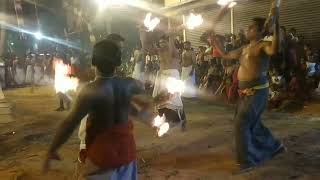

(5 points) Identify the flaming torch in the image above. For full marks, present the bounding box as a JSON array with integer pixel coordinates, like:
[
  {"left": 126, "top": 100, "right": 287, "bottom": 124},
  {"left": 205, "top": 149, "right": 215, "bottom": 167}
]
[
  {"left": 151, "top": 77, "right": 185, "bottom": 137},
  {"left": 54, "top": 60, "right": 79, "bottom": 93},
  {"left": 186, "top": 13, "right": 204, "bottom": 30},
  {"left": 165, "top": 77, "right": 186, "bottom": 95},
  {"left": 152, "top": 115, "right": 170, "bottom": 137},
  {"left": 144, "top": 13, "right": 160, "bottom": 32},
  {"left": 217, "top": 0, "right": 237, "bottom": 8}
]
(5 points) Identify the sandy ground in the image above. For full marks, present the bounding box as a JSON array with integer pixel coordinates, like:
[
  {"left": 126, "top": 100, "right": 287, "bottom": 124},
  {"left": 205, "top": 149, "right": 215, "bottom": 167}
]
[{"left": 1, "top": 86, "right": 320, "bottom": 180}]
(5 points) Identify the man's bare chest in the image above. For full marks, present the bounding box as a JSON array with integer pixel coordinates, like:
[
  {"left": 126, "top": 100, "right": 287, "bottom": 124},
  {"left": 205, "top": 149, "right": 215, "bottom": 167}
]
[{"left": 240, "top": 45, "right": 261, "bottom": 65}]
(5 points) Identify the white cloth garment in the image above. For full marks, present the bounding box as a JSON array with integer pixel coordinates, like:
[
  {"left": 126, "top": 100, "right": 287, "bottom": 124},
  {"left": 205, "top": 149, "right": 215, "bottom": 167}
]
[
  {"left": 78, "top": 115, "right": 88, "bottom": 150},
  {"left": 0, "top": 66, "right": 5, "bottom": 89},
  {"left": 33, "top": 65, "right": 43, "bottom": 85},
  {"left": 0, "top": 60, "right": 4, "bottom": 99},
  {"left": 0, "top": 83, "right": 4, "bottom": 100},
  {"left": 181, "top": 65, "right": 197, "bottom": 98},
  {"left": 43, "top": 74, "right": 52, "bottom": 85},
  {"left": 315, "top": 82, "right": 320, "bottom": 95},
  {"left": 152, "top": 69, "right": 183, "bottom": 110},
  {"left": 132, "top": 61, "right": 145, "bottom": 83},
  {"left": 25, "top": 65, "right": 34, "bottom": 84},
  {"left": 14, "top": 67, "right": 25, "bottom": 85}
]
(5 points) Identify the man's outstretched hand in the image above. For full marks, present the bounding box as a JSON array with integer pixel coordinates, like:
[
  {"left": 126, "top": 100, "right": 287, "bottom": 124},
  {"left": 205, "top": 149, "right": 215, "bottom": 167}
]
[{"left": 42, "top": 151, "right": 61, "bottom": 174}]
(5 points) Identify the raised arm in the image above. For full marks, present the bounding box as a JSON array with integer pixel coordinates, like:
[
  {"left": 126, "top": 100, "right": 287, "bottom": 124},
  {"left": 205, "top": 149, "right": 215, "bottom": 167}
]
[
  {"left": 139, "top": 27, "right": 157, "bottom": 55},
  {"left": 263, "top": 6, "right": 280, "bottom": 56},
  {"left": 167, "top": 23, "right": 185, "bottom": 57}
]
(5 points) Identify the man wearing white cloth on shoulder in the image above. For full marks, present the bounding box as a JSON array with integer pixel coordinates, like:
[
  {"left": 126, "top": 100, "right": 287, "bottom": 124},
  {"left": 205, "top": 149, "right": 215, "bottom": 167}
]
[
  {"left": 139, "top": 24, "right": 187, "bottom": 131},
  {"left": 181, "top": 41, "right": 197, "bottom": 98}
]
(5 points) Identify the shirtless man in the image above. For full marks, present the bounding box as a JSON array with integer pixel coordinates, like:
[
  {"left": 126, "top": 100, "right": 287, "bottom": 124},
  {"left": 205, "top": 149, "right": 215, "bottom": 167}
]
[
  {"left": 181, "top": 41, "right": 197, "bottom": 97},
  {"left": 213, "top": 6, "right": 284, "bottom": 170},
  {"left": 140, "top": 24, "right": 187, "bottom": 131},
  {"left": 43, "top": 39, "right": 168, "bottom": 179}
]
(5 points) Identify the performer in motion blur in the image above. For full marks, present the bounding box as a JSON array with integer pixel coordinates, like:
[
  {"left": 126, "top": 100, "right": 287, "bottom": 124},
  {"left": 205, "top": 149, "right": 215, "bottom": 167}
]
[
  {"left": 43, "top": 39, "right": 168, "bottom": 179},
  {"left": 213, "top": 2, "right": 285, "bottom": 170}
]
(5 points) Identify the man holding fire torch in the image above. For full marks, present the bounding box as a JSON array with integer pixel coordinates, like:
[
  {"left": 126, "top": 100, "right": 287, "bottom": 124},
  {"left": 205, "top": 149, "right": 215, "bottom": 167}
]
[
  {"left": 139, "top": 24, "right": 187, "bottom": 131},
  {"left": 213, "top": 2, "right": 285, "bottom": 170}
]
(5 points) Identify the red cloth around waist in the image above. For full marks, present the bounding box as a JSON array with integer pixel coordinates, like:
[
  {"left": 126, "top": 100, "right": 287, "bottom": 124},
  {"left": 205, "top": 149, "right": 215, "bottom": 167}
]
[{"left": 86, "top": 120, "right": 136, "bottom": 170}]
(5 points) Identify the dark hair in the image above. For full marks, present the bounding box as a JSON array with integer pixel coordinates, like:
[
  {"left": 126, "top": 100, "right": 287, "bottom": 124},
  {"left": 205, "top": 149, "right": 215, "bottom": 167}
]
[
  {"left": 289, "top": 28, "right": 296, "bottom": 33},
  {"left": 280, "top": 26, "right": 286, "bottom": 32},
  {"left": 159, "top": 34, "right": 169, "bottom": 42},
  {"left": 252, "top": 17, "right": 266, "bottom": 33},
  {"left": 106, "top": 33, "right": 125, "bottom": 42},
  {"left": 304, "top": 43, "right": 311, "bottom": 49},
  {"left": 92, "top": 39, "right": 122, "bottom": 74},
  {"left": 184, "top": 41, "right": 191, "bottom": 46}
]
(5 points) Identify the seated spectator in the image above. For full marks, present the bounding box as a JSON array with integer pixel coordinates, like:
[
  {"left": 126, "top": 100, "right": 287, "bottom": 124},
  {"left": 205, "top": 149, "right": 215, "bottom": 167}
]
[
  {"left": 223, "top": 63, "right": 235, "bottom": 102},
  {"left": 268, "top": 69, "right": 286, "bottom": 109},
  {"left": 226, "top": 66, "right": 239, "bottom": 104},
  {"left": 200, "top": 60, "right": 222, "bottom": 94}
]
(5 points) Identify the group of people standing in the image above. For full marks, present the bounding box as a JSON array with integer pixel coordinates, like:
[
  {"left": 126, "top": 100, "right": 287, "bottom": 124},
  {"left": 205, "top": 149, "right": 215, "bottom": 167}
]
[{"left": 0, "top": 54, "right": 55, "bottom": 89}]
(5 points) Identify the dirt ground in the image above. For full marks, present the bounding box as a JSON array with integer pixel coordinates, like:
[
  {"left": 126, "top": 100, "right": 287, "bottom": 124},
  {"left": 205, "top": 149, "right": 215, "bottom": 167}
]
[{"left": 1, "top": 86, "right": 320, "bottom": 180}]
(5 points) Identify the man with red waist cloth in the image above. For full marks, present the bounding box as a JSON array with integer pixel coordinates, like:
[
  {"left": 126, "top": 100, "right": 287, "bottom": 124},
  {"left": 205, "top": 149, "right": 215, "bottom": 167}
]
[
  {"left": 43, "top": 39, "right": 167, "bottom": 179},
  {"left": 213, "top": 4, "right": 284, "bottom": 170}
]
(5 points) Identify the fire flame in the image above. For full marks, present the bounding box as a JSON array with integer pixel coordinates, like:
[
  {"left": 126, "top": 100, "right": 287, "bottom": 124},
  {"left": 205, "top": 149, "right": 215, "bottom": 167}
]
[
  {"left": 153, "top": 115, "right": 170, "bottom": 137},
  {"left": 228, "top": 2, "right": 237, "bottom": 8},
  {"left": 54, "top": 60, "right": 79, "bottom": 93},
  {"left": 144, "top": 13, "right": 160, "bottom": 32},
  {"left": 186, "top": 13, "right": 203, "bottom": 30},
  {"left": 158, "top": 122, "right": 170, "bottom": 137},
  {"left": 153, "top": 115, "right": 166, "bottom": 127},
  {"left": 217, "top": 0, "right": 237, "bottom": 8},
  {"left": 165, "top": 77, "right": 186, "bottom": 95}
]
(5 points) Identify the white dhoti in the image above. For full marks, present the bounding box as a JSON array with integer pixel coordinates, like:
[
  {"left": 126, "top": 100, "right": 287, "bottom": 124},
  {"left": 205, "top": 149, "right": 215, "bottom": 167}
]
[
  {"left": 132, "top": 61, "right": 145, "bottom": 83},
  {"left": 14, "top": 67, "right": 25, "bottom": 85},
  {"left": 0, "top": 83, "right": 4, "bottom": 100},
  {"left": 25, "top": 65, "right": 33, "bottom": 84},
  {"left": 78, "top": 115, "right": 88, "bottom": 150},
  {"left": 181, "top": 66, "right": 197, "bottom": 98},
  {"left": 34, "top": 66, "right": 43, "bottom": 85},
  {"left": 0, "top": 67, "right": 5, "bottom": 89},
  {"left": 316, "top": 82, "right": 320, "bottom": 95},
  {"left": 152, "top": 69, "right": 183, "bottom": 110},
  {"left": 43, "top": 74, "right": 51, "bottom": 85}
]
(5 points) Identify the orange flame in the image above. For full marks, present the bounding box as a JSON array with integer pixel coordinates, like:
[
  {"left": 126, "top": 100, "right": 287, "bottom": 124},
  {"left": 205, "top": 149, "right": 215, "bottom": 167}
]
[{"left": 54, "top": 60, "right": 79, "bottom": 93}]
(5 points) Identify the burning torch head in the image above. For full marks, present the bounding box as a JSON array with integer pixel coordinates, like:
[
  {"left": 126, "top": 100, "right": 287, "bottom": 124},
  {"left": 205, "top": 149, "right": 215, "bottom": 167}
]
[{"left": 92, "top": 40, "right": 122, "bottom": 73}]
